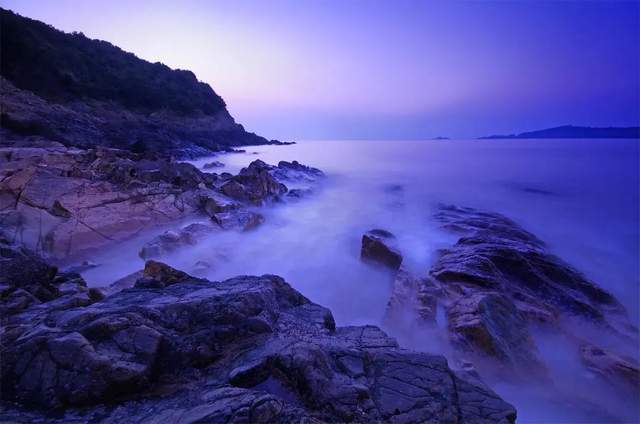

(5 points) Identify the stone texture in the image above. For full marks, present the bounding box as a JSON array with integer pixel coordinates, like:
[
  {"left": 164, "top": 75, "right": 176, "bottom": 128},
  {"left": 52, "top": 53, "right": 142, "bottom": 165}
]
[
  {"left": 385, "top": 267, "right": 438, "bottom": 325},
  {"left": 361, "top": 229, "right": 403, "bottom": 270},
  {"left": 0, "top": 253, "right": 516, "bottom": 423}
]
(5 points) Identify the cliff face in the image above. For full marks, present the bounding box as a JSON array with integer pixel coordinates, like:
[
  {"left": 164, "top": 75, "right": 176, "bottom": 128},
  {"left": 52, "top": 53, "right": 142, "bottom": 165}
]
[{"left": 0, "top": 8, "right": 273, "bottom": 157}]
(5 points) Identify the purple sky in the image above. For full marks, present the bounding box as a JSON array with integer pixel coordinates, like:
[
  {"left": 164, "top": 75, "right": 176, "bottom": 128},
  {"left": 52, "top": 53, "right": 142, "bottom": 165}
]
[{"left": 2, "top": 0, "right": 639, "bottom": 139}]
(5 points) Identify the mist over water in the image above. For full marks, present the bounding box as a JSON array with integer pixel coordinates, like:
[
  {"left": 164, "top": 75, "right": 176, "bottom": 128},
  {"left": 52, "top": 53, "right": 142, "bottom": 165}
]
[{"left": 79, "top": 139, "right": 639, "bottom": 422}]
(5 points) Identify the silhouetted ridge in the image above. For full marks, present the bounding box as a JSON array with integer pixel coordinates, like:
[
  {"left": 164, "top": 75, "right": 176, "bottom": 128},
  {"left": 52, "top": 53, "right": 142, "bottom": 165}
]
[
  {"left": 480, "top": 125, "right": 640, "bottom": 139},
  {"left": 0, "top": 8, "right": 225, "bottom": 115},
  {"left": 0, "top": 8, "right": 280, "bottom": 156}
]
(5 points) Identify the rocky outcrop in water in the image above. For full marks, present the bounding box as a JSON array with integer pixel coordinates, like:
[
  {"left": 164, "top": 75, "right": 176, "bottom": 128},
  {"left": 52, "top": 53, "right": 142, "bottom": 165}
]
[
  {"left": 382, "top": 204, "right": 639, "bottom": 398},
  {"left": 385, "top": 268, "right": 438, "bottom": 326},
  {"left": 361, "top": 229, "right": 403, "bottom": 270},
  {"left": 0, "top": 243, "right": 516, "bottom": 423}
]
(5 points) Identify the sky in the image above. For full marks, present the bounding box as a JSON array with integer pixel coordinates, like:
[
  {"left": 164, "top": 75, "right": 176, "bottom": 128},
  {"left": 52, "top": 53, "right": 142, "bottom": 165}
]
[{"left": 2, "top": 0, "right": 639, "bottom": 140}]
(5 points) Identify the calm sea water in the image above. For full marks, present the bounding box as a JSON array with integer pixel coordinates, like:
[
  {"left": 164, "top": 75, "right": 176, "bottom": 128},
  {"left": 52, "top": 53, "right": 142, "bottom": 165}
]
[{"left": 82, "top": 138, "right": 640, "bottom": 422}]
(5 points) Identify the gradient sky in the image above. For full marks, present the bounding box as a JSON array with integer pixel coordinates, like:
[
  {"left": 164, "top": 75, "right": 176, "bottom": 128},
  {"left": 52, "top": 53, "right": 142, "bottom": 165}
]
[{"left": 2, "top": 0, "right": 639, "bottom": 139}]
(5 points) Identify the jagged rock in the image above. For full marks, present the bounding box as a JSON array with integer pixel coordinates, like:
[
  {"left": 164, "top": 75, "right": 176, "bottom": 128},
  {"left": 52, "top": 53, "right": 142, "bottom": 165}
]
[
  {"left": 286, "top": 188, "right": 313, "bottom": 199},
  {"left": 0, "top": 240, "right": 97, "bottom": 316},
  {"left": 361, "top": 229, "right": 403, "bottom": 270},
  {"left": 431, "top": 205, "right": 630, "bottom": 331},
  {"left": 425, "top": 204, "right": 638, "bottom": 388},
  {"left": 106, "top": 270, "right": 144, "bottom": 294},
  {"left": 138, "top": 223, "right": 217, "bottom": 259},
  {"left": 385, "top": 268, "right": 438, "bottom": 325},
  {"left": 63, "top": 260, "right": 100, "bottom": 274},
  {"left": 203, "top": 160, "right": 225, "bottom": 169},
  {"left": 0, "top": 254, "right": 516, "bottom": 423},
  {"left": 221, "top": 160, "right": 287, "bottom": 205},
  {"left": 580, "top": 344, "right": 640, "bottom": 396},
  {"left": 272, "top": 160, "right": 324, "bottom": 182},
  {"left": 212, "top": 210, "right": 265, "bottom": 231},
  {"left": 0, "top": 146, "right": 214, "bottom": 258},
  {"left": 446, "top": 292, "right": 545, "bottom": 375},
  {"left": 198, "top": 193, "right": 240, "bottom": 217},
  {"left": 140, "top": 260, "right": 192, "bottom": 286}
]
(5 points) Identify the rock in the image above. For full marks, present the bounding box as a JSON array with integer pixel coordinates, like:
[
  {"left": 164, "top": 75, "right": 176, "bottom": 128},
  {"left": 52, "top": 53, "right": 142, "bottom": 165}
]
[
  {"left": 272, "top": 160, "right": 325, "bottom": 182},
  {"left": 198, "top": 193, "right": 240, "bottom": 217},
  {"left": 0, "top": 240, "right": 58, "bottom": 291},
  {"left": 0, "top": 254, "right": 516, "bottom": 422},
  {"left": 361, "top": 229, "right": 403, "bottom": 270},
  {"left": 63, "top": 260, "right": 100, "bottom": 274},
  {"left": 138, "top": 223, "right": 217, "bottom": 260},
  {"left": 221, "top": 160, "right": 287, "bottom": 205},
  {"left": 431, "top": 205, "right": 630, "bottom": 331},
  {"left": 140, "top": 260, "right": 192, "bottom": 286},
  {"left": 106, "top": 270, "right": 144, "bottom": 294},
  {"left": 212, "top": 210, "right": 265, "bottom": 231},
  {"left": 446, "top": 292, "right": 545, "bottom": 376},
  {"left": 580, "top": 344, "right": 640, "bottom": 396},
  {"left": 424, "top": 204, "right": 638, "bottom": 387},
  {"left": 0, "top": 146, "right": 216, "bottom": 258},
  {"left": 202, "top": 160, "right": 225, "bottom": 169},
  {"left": 49, "top": 200, "right": 72, "bottom": 218},
  {"left": 286, "top": 188, "right": 313, "bottom": 199},
  {"left": 385, "top": 268, "right": 438, "bottom": 325},
  {"left": 0, "top": 240, "right": 97, "bottom": 317}
]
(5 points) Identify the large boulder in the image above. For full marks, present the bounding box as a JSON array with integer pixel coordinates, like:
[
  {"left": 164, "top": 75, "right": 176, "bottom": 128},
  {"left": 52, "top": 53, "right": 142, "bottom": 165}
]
[
  {"left": 361, "top": 229, "right": 403, "bottom": 270},
  {"left": 425, "top": 204, "right": 638, "bottom": 389},
  {"left": 221, "top": 160, "right": 287, "bottom": 205},
  {"left": 431, "top": 205, "right": 631, "bottom": 333},
  {"left": 1, "top": 259, "right": 516, "bottom": 423}
]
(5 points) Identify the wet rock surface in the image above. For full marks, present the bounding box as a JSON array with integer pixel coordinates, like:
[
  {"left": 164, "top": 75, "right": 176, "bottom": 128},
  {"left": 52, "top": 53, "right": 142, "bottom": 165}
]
[
  {"left": 385, "top": 267, "right": 438, "bottom": 326},
  {"left": 0, "top": 250, "right": 516, "bottom": 423},
  {"left": 0, "top": 143, "right": 323, "bottom": 259},
  {"left": 0, "top": 145, "right": 213, "bottom": 258},
  {"left": 383, "top": 204, "right": 639, "bottom": 402},
  {"left": 361, "top": 229, "right": 403, "bottom": 270}
]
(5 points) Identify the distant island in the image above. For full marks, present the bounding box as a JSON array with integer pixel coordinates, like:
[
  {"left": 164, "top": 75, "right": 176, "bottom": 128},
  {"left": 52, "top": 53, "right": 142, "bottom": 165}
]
[
  {"left": 479, "top": 125, "right": 640, "bottom": 139},
  {"left": 431, "top": 136, "right": 450, "bottom": 140}
]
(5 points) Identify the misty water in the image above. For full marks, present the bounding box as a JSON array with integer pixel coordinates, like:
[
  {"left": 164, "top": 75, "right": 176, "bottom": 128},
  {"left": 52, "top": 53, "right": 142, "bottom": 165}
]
[{"left": 79, "top": 139, "right": 639, "bottom": 422}]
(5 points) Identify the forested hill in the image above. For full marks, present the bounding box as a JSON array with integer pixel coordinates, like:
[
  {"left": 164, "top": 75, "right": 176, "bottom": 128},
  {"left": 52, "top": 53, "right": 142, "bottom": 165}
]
[{"left": 0, "top": 8, "right": 277, "bottom": 156}]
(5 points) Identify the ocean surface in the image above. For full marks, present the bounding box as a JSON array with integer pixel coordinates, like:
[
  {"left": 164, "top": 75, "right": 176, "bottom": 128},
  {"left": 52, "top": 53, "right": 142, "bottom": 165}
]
[{"left": 81, "top": 138, "right": 640, "bottom": 422}]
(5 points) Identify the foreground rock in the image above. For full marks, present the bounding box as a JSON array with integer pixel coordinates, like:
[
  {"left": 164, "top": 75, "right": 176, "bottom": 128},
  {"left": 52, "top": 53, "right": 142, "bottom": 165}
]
[
  {"left": 361, "top": 229, "right": 403, "bottom": 270},
  {"left": 0, "top": 239, "right": 103, "bottom": 316},
  {"left": 0, "top": 248, "right": 516, "bottom": 423}
]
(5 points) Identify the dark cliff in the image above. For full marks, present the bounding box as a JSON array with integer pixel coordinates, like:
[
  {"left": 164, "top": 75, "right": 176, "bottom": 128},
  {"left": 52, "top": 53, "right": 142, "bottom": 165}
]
[{"left": 0, "top": 8, "right": 276, "bottom": 156}]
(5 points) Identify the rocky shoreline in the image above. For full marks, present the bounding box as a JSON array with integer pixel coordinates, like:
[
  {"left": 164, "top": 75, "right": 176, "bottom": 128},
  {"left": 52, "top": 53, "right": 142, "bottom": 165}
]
[
  {"left": 0, "top": 141, "right": 322, "bottom": 262},
  {"left": 364, "top": 204, "right": 640, "bottom": 419},
  {"left": 1, "top": 142, "right": 639, "bottom": 422},
  {"left": 0, "top": 242, "right": 517, "bottom": 423}
]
